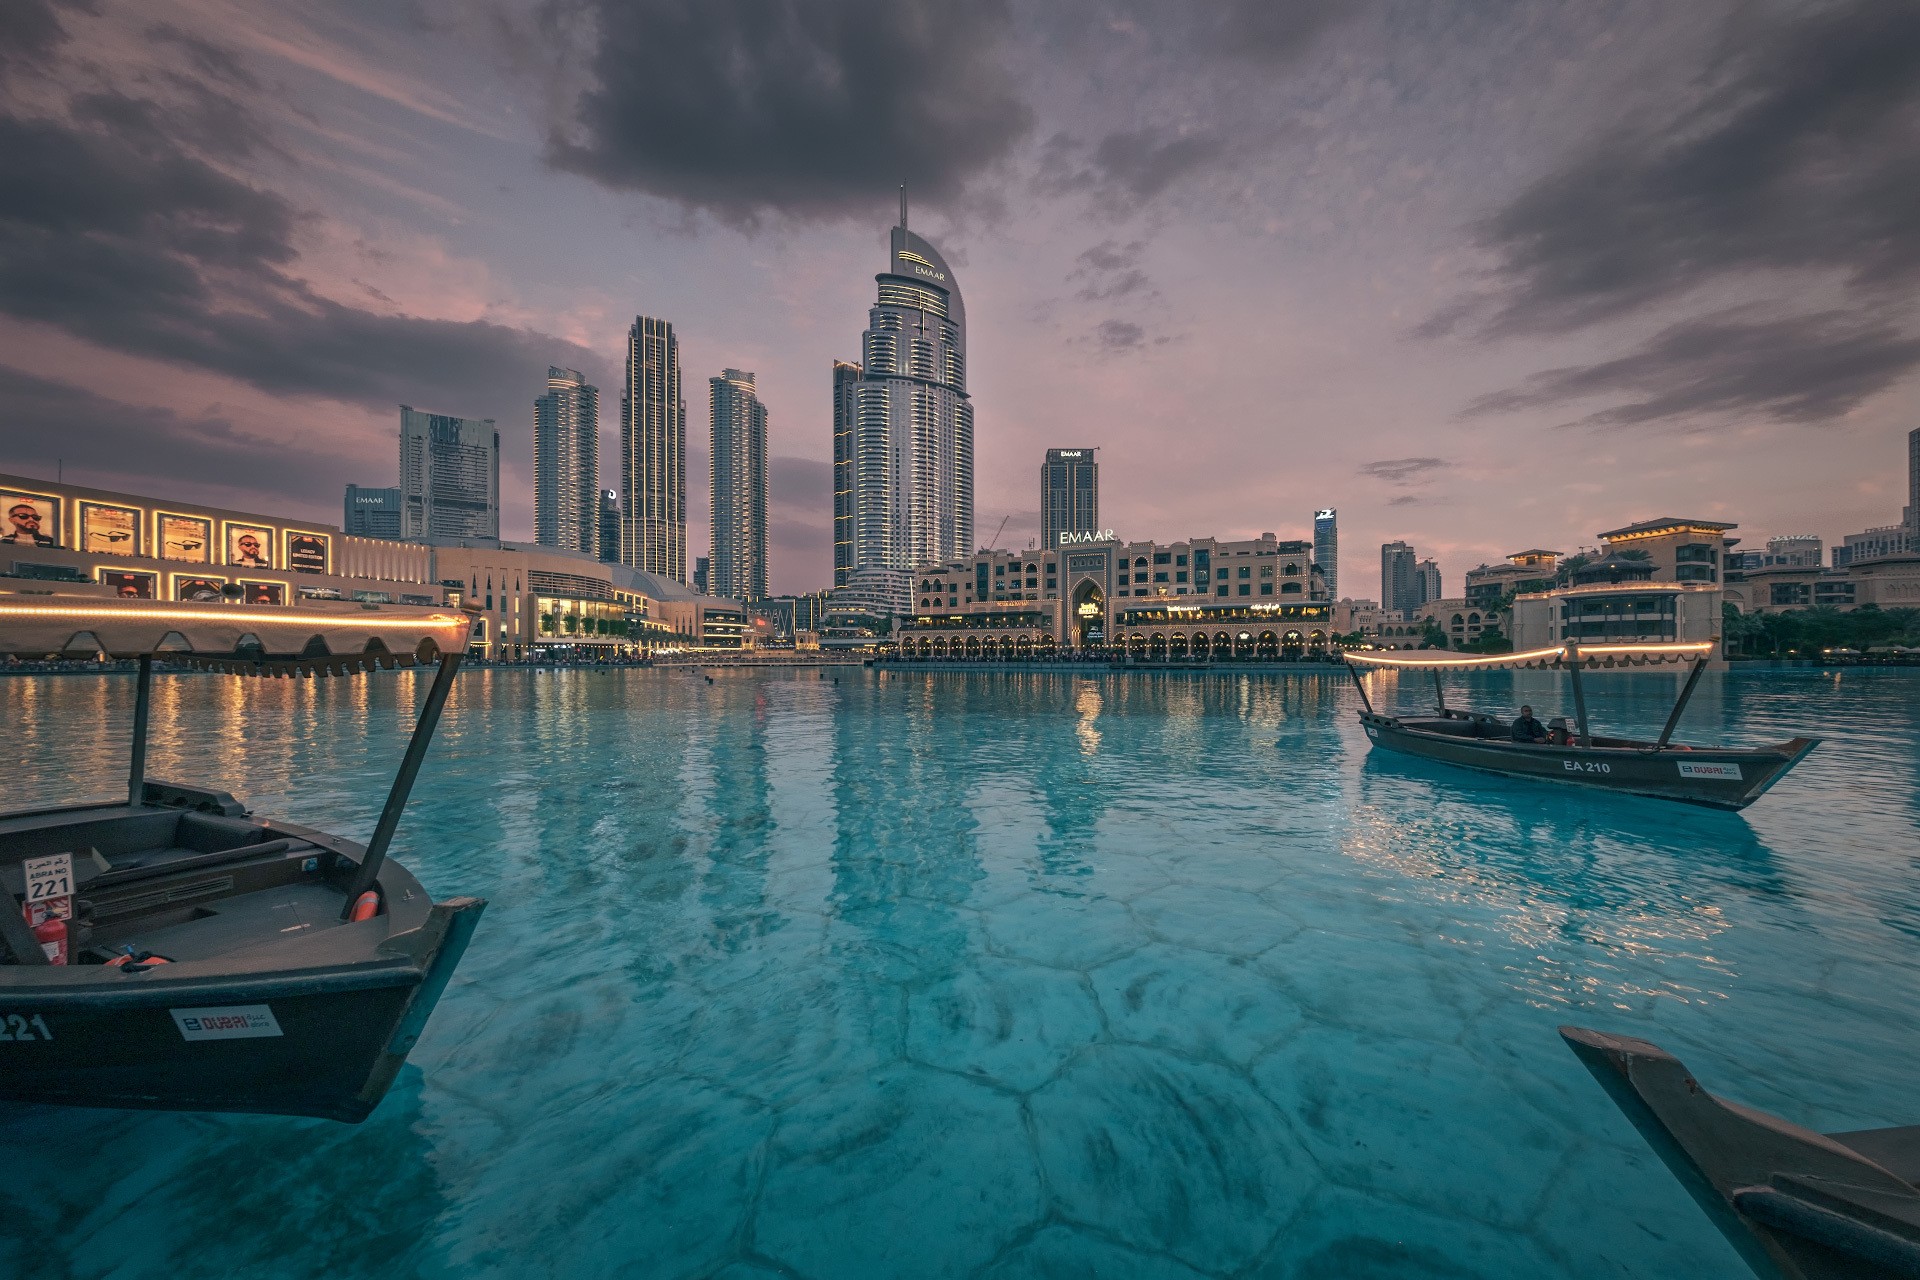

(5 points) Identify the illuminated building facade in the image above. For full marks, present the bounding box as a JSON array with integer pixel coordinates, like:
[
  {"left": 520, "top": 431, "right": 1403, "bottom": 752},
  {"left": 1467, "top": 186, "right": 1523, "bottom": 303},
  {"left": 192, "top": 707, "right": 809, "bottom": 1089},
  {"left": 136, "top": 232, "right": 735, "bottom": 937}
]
[
  {"left": 1313, "top": 509, "right": 1337, "bottom": 598},
  {"left": 709, "top": 368, "right": 768, "bottom": 602},
  {"left": 621, "top": 315, "right": 687, "bottom": 582},
  {"left": 343, "top": 485, "right": 401, "bottom": 540},
  {"left": 400, "top": 405, "right": 499, "bottom": 540},
  {"left": 1041, "top": 449, "right": 1099, "bottom": 549},
  {"left": 837, "top": 199, "right": 973, "bottom": 576},
  {"left": 1595, "top": 517, "right": 1737, "bottom": 584},
  {"left": 534, "top": 367, "right": 600, "bottom": 556},
  {"left": 831, "top": 359, "right": 861, "bottom": 587},
  {"left": 898, "top": 532, "right": 1330, "bottom": 657}
]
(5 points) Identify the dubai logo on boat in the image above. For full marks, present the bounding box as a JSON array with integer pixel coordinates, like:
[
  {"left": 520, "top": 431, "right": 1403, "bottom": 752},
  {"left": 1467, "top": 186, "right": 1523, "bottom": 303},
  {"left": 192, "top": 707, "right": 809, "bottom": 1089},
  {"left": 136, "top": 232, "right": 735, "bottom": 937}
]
[{"left": 1676, "top": 761, "right": 1743, "bottom": 780}]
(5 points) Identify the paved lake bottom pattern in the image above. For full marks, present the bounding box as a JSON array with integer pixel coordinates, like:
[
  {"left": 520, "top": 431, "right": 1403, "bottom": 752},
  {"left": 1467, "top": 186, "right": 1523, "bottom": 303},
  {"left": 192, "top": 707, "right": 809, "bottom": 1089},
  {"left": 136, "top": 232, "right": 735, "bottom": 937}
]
[{"left": 3, "top": 667, "right": 1917, "bottom": 1278}]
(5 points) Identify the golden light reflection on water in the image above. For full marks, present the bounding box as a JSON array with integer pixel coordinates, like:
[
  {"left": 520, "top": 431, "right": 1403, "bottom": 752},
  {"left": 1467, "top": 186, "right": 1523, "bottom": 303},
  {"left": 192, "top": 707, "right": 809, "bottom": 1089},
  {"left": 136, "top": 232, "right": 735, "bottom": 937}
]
[{"left": 1074, "top": 682, "right": 1102, "bottom": 756}]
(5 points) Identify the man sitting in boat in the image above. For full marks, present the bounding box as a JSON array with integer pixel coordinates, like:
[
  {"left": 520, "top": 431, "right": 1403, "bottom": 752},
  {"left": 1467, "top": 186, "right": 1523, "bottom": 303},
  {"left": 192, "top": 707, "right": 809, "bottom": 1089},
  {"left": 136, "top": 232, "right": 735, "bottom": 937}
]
[{"left": 1511, "top": 705, "right": 1549, "bottom": 744}]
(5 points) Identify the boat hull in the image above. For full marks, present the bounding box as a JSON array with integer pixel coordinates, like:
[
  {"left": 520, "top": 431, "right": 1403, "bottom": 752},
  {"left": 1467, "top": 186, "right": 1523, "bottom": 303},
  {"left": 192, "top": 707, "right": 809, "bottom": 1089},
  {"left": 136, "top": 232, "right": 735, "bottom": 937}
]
[
  {"left": 0, "top": 896, "right": 483, "bottom": 1123},
  {"left": 1359, "top": 714, "right": 1816, "bottom": 810}
]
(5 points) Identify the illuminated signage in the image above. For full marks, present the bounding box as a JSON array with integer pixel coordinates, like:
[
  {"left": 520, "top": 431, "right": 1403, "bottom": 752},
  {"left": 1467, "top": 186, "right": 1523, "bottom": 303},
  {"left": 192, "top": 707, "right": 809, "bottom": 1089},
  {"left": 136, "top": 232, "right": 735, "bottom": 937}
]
[
  {"left": 225, "top": 522, "right": 273, "bottom": 569},
  {"left": 1052, "top": 450, "right": 1085, "bottom": 459},
  {"left": 80, "top": 503, "right": 141, "bottom": 556},
  {"left": 157, "top": 512, "right": 212, "bottom": 563},
  {"left": 1315, "top": 509, "right": 1335, "bottom": 520},
  {"left": 1059, "top": 530, "right": 1115, "bottom": 545},
  {"left": 284, "top": 530, "right": 331, "bottom": 574},
  {"left": 1, "top": 489, "right": 61, "bottom": 549}
]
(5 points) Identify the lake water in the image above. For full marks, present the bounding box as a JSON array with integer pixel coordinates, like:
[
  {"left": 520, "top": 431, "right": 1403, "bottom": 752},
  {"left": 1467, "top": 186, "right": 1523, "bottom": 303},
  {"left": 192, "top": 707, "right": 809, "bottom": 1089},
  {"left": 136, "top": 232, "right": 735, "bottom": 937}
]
[{"left": 3, "top": 665, "right": 1917, "bottom": 1279}]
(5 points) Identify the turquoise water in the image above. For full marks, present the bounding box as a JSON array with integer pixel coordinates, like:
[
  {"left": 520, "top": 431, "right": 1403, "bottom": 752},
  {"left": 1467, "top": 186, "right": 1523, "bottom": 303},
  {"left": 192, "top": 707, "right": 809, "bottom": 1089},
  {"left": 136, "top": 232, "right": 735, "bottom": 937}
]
[{"left": 3, "top": 665, "right": 1918, "bottom": 1279}]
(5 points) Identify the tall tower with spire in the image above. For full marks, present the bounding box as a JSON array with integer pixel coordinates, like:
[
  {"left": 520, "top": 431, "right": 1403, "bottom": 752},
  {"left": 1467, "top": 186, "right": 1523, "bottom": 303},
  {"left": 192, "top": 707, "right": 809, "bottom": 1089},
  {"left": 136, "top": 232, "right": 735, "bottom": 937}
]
[{"left": 832, "top": 193, "right": 974, "bottom": 579}]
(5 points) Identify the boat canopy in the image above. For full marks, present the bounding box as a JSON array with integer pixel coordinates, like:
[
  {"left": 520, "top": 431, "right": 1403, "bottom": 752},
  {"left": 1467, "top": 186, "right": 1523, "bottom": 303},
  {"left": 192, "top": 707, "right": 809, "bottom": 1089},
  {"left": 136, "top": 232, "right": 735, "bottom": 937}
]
[
  {"left": 0, "top": 590, "right": 473, "bottom": 676},
  {"left": 1345, "top": 641, "right": 1714, "bottom": 672}
]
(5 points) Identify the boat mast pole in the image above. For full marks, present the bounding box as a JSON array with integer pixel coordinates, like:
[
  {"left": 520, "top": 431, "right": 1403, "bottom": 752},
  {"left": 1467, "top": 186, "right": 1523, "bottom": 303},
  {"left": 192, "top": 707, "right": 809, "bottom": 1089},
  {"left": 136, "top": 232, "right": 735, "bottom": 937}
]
[
  {"left": 1346, "top": 661, "right": 1373, "bottom": 712},
  {"left": 1655, "top": 655, "right": 1709, "bottom": 749},
  {"left": 1565, "top": 642, "right": 1592, "bottom": 747},
  {"left": 127, "top": 653, "right": 153, "bottom": 806},
  {"left": 1431, "top": 669, "right": 1446, "bottom": 715},
  {"left": 342, "top": 651, "right": 463, "bottom": 914}
]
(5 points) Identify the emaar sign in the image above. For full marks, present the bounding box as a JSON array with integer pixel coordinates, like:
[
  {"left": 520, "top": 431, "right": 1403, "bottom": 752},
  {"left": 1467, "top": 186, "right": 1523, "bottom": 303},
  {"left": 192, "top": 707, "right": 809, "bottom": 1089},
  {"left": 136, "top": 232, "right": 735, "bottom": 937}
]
[{"left": 1059, "top": 530, "right": 1116, "bottom": 545}]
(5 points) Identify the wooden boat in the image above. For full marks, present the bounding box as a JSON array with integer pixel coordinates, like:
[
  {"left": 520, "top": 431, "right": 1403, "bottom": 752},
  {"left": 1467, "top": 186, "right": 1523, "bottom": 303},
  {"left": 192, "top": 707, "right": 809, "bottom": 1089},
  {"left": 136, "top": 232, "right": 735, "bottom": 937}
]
[
  {"left": 1344, "top": 641, "right": 1816, "bottom": 810},
  {"left": 0, "top": 587, "right": 485, "bottom": 1122},
  {"left": 1561, "top": 1027, "right": 1920, "bottom": 1279}
]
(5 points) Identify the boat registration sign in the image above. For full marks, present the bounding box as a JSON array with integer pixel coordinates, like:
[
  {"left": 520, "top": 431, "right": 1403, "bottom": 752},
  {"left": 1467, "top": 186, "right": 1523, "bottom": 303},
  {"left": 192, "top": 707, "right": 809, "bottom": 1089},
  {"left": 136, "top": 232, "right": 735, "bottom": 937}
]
[
  {"left": 1676, "top": 761, "right": 1743, "bottom": 780},
  {"left": 23, "top": 854, "right": 73, "bottom": 903},
  {"left": 171, "top": 1005, "right": 283, "bottom": 1041}
]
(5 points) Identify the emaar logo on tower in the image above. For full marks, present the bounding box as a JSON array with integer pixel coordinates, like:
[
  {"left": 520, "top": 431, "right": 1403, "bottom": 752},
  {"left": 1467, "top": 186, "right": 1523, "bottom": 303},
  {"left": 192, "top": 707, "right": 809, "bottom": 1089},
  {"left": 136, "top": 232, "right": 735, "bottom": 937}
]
[{"left": 1059, "top": 530, "right": 1116, "bottom": 545}]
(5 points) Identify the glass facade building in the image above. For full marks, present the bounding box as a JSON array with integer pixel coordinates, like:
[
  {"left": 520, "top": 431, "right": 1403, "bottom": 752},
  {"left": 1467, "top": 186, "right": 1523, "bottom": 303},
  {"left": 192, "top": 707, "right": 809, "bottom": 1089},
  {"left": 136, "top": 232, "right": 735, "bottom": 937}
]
[
  {"left": 621, "top": 316, "right": 687, "bottom": 582},
  {"left": 709, "top": 368, "right": 768, "bottom": 602},
  {"left": 1041, "top": 449, "right": 1099, "bottom": 549},
  {"left": 534, "top": 367, "right": 600, "bottom": 556},
  {"left": 1313, "top": 509, "right": 1337, "bottom": 598},
  {"left": 399, "top": 406, "right": 499, "bottom": 540}
]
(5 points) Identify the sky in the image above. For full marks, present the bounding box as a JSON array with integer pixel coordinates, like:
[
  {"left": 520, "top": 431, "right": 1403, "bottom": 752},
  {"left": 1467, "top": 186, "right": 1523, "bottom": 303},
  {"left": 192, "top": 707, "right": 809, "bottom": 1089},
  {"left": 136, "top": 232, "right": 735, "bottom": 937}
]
[{"left": 1, "top": 0, "right": 1915, "bottom": 597}]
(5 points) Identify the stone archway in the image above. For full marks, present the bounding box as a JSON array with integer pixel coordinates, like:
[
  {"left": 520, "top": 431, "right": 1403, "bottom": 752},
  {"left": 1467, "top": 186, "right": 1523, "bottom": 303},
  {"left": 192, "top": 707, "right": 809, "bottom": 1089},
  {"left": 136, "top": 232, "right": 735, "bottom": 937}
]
[{"left": 1072, "top": 579, "right": 1106, "bottom": 650}]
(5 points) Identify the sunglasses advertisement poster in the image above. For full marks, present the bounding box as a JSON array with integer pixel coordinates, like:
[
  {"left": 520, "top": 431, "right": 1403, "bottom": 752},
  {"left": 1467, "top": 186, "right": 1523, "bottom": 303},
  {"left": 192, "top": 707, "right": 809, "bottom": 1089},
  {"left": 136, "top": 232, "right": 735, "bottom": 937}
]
[
  {"left": 226, "top": 523, "right": 273, "bottom": 569},
  {"left": 172, "top": 575, "right": 226, "bottom": 602},
  {"left": 80, "top": 502, "right": 140, "bottom": 556},
  {"left": 158, "top": 513, "right": 212, "bottom": 563},
  {"left": 98, "top": 569, "right": 157, "bottom": 599},
  {"left": 285, "top": 531, "right": 330, "bottom": 574},
  {"left": 0, "top": 491, "right": 59, "bottom": 548}
]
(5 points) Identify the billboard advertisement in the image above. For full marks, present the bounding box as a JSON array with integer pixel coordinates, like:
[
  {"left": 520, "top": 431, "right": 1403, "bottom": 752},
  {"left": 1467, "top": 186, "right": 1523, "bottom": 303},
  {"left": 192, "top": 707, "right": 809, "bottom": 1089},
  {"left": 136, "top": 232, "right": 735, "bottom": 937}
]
[
  {"left": 98, "top": 569, "right": 156, "bottom": 599},
  {"left": 225, "top": 523, "right": 273, "bottom": 569},
  {"left": 172, "top": 574, "right": 226, "bottom": 602},
  {"left": 240, "top": 580, "right": 284, "bottom": 605},
  {"left": 80, "top": 502, "right": 140, "bottom": 555},
  {"left": 0, "top": 491, "right": 59, "bottom": 548},
  {"left": 158, "top": 513, "right": 213, "bottom": 563},
  {"left": 285, "top": 530, "right": 330, "bottom": 574}
]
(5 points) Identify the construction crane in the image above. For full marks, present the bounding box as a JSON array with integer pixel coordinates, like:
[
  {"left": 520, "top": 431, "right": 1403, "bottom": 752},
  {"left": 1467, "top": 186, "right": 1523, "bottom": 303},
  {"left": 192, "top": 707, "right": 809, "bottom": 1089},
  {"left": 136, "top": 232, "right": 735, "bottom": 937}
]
[{"left": 988, "top": 513, "right": 1010, "bottom": 552}]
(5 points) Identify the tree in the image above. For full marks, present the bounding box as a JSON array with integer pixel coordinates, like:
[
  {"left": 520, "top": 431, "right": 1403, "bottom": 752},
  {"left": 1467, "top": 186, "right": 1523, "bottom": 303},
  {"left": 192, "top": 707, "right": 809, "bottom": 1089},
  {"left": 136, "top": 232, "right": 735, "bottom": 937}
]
[{"left": 1419, "top": 619, "right": 1449, "bottom": 649}]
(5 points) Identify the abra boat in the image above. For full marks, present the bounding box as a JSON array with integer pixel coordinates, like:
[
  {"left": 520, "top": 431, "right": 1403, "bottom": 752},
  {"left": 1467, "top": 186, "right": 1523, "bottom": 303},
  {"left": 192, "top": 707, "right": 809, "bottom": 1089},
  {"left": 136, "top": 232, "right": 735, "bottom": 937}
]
[
  {"left": 0, "top": 587, "right": 485, "bottom": 1122},
  {"left": 1561, "top": 1027, "right": 1920, "bottom": 1279},
  {"left": 1344, "top": 641, "right": 1816, "bottom": 810}
]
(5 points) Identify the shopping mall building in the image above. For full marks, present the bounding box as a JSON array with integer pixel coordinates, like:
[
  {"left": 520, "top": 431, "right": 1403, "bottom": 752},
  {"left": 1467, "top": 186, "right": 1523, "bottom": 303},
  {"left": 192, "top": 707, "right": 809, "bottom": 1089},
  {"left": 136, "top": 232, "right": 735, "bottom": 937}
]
[
  {"left": 0, "top": 473, "right": 746, "bottom": 657},
  {"left": 896, "top": 533, "right": 1332, "bottom": 659}
]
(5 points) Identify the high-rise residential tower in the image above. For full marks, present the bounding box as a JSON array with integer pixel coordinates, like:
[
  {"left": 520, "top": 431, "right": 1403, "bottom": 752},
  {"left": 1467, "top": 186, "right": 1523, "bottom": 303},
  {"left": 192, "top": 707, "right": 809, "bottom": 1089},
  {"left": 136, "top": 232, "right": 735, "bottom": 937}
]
[
  {"left": 620, "top": 316, "right": 687, "bottom": 581},
  {"left": 1041, "top": 449, "right": 1099, "bottom": 548},
  {"left": 399, "top": 405, "right": 499, "bottom": 540},
  {"left": 598, "top": 490, "right": 620, "bottom": 563},
  {"left": 534, "top": 367, "right": 600, "bottom": 555},
  {"left": 831, "top": 359, "right": 862, "bottom": 587},
  {"left": 1416, "top": 557, "right": 1442, "bottom": 606},
  {"left": 1381, "top": 540, "right": 1417, "bottom": 615},
  {"left": 836, "top": 195, "right": 974, "bottom": 577},
  {"left": 1314, "top": 509, "right": 1338, "bottom": 597},
  {"left": 710, "top": 368, "right": 769, "bottom": 602}
]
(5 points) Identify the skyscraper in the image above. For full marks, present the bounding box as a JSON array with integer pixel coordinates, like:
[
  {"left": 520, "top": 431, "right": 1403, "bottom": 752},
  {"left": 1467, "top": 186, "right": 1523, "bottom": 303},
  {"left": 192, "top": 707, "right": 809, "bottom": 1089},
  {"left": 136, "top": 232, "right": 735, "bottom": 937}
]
[
  {"left": 598, "top": 490, "right": 620, "bottom": 563},
  {"left": 1381, "top": 540, "right": 1417, "bottom": 615},
  {"left": 399, "top": 405, "right": 499, "bottom": 540},
  {"left": 1416, "top": 557, "right": 1442, "bottom": 605},
  {"left": 693, "top": 556, "right": 709, "bottom": 595},
  {"left": 621, "top": 316, "right": 687, "bottom": 581},
  {"left": 710, "top": 368, "right": 769, "bottom": 602},
  {"left": 343, "top": 484, "right": 401, "bottom": 540},
  {"left": 836, "top": 194, "right": 974, "bottom": 577},
  {"left": 1314, "top": 509, "right": 1338, "bottom": 597},
  {"left": 534, "top": 367, "right": 600, "bottom": 555},
  {"left": 831, "top": 359, "right": 862, "bottom": 587},
  {"left": 1041, "top": 449, "right": 1099, "bottom": 548}
]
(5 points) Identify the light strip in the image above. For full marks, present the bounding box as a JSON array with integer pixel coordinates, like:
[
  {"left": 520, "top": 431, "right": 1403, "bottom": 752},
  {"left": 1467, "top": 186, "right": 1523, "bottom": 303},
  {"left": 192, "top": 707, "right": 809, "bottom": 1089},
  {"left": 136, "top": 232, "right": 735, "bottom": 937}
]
[{"left": 0, "top": 603, "right": 465, "bottom": 629}]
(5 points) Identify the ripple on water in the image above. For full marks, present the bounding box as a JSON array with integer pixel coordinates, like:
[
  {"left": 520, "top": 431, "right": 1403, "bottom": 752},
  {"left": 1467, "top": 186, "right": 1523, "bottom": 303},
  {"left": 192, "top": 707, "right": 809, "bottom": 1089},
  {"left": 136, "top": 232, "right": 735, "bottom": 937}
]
[{"left": 1, "top": 666, "right": 1915, "bottom": 1280}]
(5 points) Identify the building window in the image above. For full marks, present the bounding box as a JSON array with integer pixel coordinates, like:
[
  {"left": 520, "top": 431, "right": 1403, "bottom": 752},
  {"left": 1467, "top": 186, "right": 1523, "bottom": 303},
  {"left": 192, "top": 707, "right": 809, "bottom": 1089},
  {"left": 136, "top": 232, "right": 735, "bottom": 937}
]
[
  {"left": 1175, "top": 554, "right": 1188, "bottom": 566},
  {"left": 1239, "top": 584, "right": 1251, "bottom": 596},
  {"left": 1238, "top": 567, "right": 1251, "bottom": 579},
  {"left": 1135, "top": 572, "right": 1148, "bottom": 584},
  {"left": 995, "top": 564, "right": 1004, "bottom": 575},
  {"left": 1195, "top": 550, "right": 1210, "bottom": 569},
  {"left": 1154, "top": 552, "right": 1171, "bottom": 565},
  {"left": 1154, "top": 572, "right": 1168, "bottom": 583},
  {"left": 1175, "top": 571, "right": 1188, "bottom": 582},
  {"left": 1260, "top": 583, "right": 1274, "bottom": 595},
  {"left": 1216, "top": 586, "right": 1229, "bottom": 596}
]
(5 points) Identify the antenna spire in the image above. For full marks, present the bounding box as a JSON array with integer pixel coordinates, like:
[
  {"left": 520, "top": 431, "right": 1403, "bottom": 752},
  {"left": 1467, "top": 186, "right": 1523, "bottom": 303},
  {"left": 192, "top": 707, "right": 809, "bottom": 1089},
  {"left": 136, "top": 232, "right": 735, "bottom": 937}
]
[{"left": 899, "top": 184, "right": 908, "bottom": 232}]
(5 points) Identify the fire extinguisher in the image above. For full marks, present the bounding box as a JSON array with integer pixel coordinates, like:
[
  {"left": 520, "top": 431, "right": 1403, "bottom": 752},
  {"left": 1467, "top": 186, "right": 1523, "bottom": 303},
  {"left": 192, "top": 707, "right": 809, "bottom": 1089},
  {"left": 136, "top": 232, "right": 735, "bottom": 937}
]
[{"left": 25, "top": 902, "right": 67, "bottom": 965}]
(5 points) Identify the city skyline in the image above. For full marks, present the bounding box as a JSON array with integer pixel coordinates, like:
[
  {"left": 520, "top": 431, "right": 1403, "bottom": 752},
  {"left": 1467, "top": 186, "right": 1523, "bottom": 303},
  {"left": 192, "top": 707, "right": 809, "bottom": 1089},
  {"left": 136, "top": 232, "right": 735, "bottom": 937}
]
[{"left": 1, "top": 1, "right": 1915, "bottom": 597}]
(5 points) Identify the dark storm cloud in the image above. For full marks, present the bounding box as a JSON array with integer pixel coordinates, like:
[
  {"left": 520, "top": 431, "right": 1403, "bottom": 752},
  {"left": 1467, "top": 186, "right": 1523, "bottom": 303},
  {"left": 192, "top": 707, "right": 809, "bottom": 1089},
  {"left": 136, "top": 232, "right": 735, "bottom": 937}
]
[
  {"left": 1038, "top": 128, "right": 1224, "bottom": 213},
  {"left": 1070, "top": 239, "right": 1154, "bottom": 301},
  {"left": 0, "top": 0, "right": 89, "bottom": 75},
  {"left": 1094, "top": 319, "right": 1146, "bottom": 351},
  {"left": 1462, "top": 307, "right": 1920, "bottom": 430},
  {"left": 1207, "top": 0, "right": 1363, "bottom": 64},
  {"left": 1447, "top": 0, "right": 1920, "bottom": 336},
  {"left": 1359, "top": 457, "right": 1450, "bottom": 485},
  {"left": 0, "top": 21, "right": 600, "bottom": 427},
  {"left": 0, "top": 368, "right": 345, "bottom": 498},
  {"left": 542, "top": 0, "right": 1031, "bottom": 222}
]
